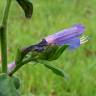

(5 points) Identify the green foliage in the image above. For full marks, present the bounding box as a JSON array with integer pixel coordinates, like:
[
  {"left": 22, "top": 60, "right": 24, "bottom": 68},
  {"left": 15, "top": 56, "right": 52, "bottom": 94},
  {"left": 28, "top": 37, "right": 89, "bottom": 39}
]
[
  {"left": 11, "top": 45, "right": 68, "bottom": 76},
  {"left": 12, "top": 76, "right": 21, "bottom": 89},
  {"left": 0, "top": 74, "right": 20, "bottom": 96},
  {"left": 42, "top": 62, "right": 67, "bottom": 78},
  {"left": 23, "top": 45, "right": 68, "bottom": 61},
  {"left": 16, "top": 0, "right": 33, "bottom": 18},
  {"left": 0, "top": 0, "right": 95, "bottom": 96},
  {"left": 9, "top": 44, "right": 68, "bottom": 77}
]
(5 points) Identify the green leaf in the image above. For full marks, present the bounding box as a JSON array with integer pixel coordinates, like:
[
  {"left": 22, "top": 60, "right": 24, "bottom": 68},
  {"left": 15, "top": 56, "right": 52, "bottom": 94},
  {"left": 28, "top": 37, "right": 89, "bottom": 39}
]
[
  {"left": 16, "top": 0, "right": 33, "bottom": 18},
  {"left": 0, "top": 74, "right": 20, "bottom": 96},
  {"left": 44, "top": 63, "right": 65, "bottom": 78},
  {"left": 12, "top": 76, "right": 21, "bottom": 89}
]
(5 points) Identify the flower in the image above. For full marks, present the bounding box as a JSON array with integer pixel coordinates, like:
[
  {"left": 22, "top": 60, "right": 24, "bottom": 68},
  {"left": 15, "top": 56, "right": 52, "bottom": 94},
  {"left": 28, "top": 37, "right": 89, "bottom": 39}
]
[
  {"left": 7, "top": 24, "right": 88, "bottom": 74},
  {"left": 44, "top": 24, "right": 88, "bottom": 49},
  {"left": 23, "top": 24, "right": 88, "bottom": 53}
]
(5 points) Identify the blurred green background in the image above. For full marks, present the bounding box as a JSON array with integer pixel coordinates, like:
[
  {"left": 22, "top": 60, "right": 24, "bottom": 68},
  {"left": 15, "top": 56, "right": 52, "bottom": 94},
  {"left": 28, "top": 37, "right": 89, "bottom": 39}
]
[{"left": 0, "top": 0, "right": 95, "bottom": 96}]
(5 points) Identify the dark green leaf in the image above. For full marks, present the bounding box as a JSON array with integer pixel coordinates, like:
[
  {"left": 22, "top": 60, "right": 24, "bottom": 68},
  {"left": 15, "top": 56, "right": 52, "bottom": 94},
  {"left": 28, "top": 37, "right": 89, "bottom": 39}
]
[
  {"left": 16, "top": 0, "right": 33, "bottom": 18},
  {"left": 12, "top": 76, "right": 21, "bottom": 89},
  {"left": 0, "top": 74, "right": 20, "bottom": 96}
]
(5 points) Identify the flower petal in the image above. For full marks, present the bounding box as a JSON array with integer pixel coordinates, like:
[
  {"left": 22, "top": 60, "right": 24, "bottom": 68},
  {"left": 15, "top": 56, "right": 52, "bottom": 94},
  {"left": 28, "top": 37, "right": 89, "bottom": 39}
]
[
  {"left": 45, "top": 24, "right": 85, "bottom": 44},
  {"left": 67, "top": 38, "right": 80, "bottom": 49}
]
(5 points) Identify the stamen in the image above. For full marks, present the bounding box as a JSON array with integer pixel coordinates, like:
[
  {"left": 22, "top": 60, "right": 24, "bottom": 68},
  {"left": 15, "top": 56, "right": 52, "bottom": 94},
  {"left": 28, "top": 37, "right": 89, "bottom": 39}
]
[{"left": 80, "top": 36, "right": 88, "bottom": 44}]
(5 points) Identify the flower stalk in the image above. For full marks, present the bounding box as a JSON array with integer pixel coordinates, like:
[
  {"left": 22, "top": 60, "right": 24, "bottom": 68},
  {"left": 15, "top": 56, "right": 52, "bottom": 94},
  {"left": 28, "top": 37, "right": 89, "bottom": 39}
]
[{"left": 0, "top": 0, "right": 12, "bottom": 73}]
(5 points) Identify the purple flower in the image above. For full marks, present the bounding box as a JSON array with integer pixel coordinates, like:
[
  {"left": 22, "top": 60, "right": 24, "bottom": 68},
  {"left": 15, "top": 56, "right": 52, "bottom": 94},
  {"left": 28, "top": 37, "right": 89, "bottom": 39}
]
[
  {"left": 44, "top": 24, "right": 88, "bottom": 49},
  {"left": 7, "top": 24, "right": 88, "bottom": 73}
]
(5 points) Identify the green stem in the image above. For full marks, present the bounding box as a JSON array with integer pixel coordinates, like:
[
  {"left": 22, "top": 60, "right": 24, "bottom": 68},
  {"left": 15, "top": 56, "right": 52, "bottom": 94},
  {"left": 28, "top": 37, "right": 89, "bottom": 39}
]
[
  {"left": 0, "top": 0, "right": 12, "bottom": 73},
  {"left": 9, "top": 62, "right": 24, "bottom": 76},
  {"left": 2, "top": 0, "right": 12, "bottom": 26},
  {"left": 9, "top": 58, "right": 36, "bottom": 76}
]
